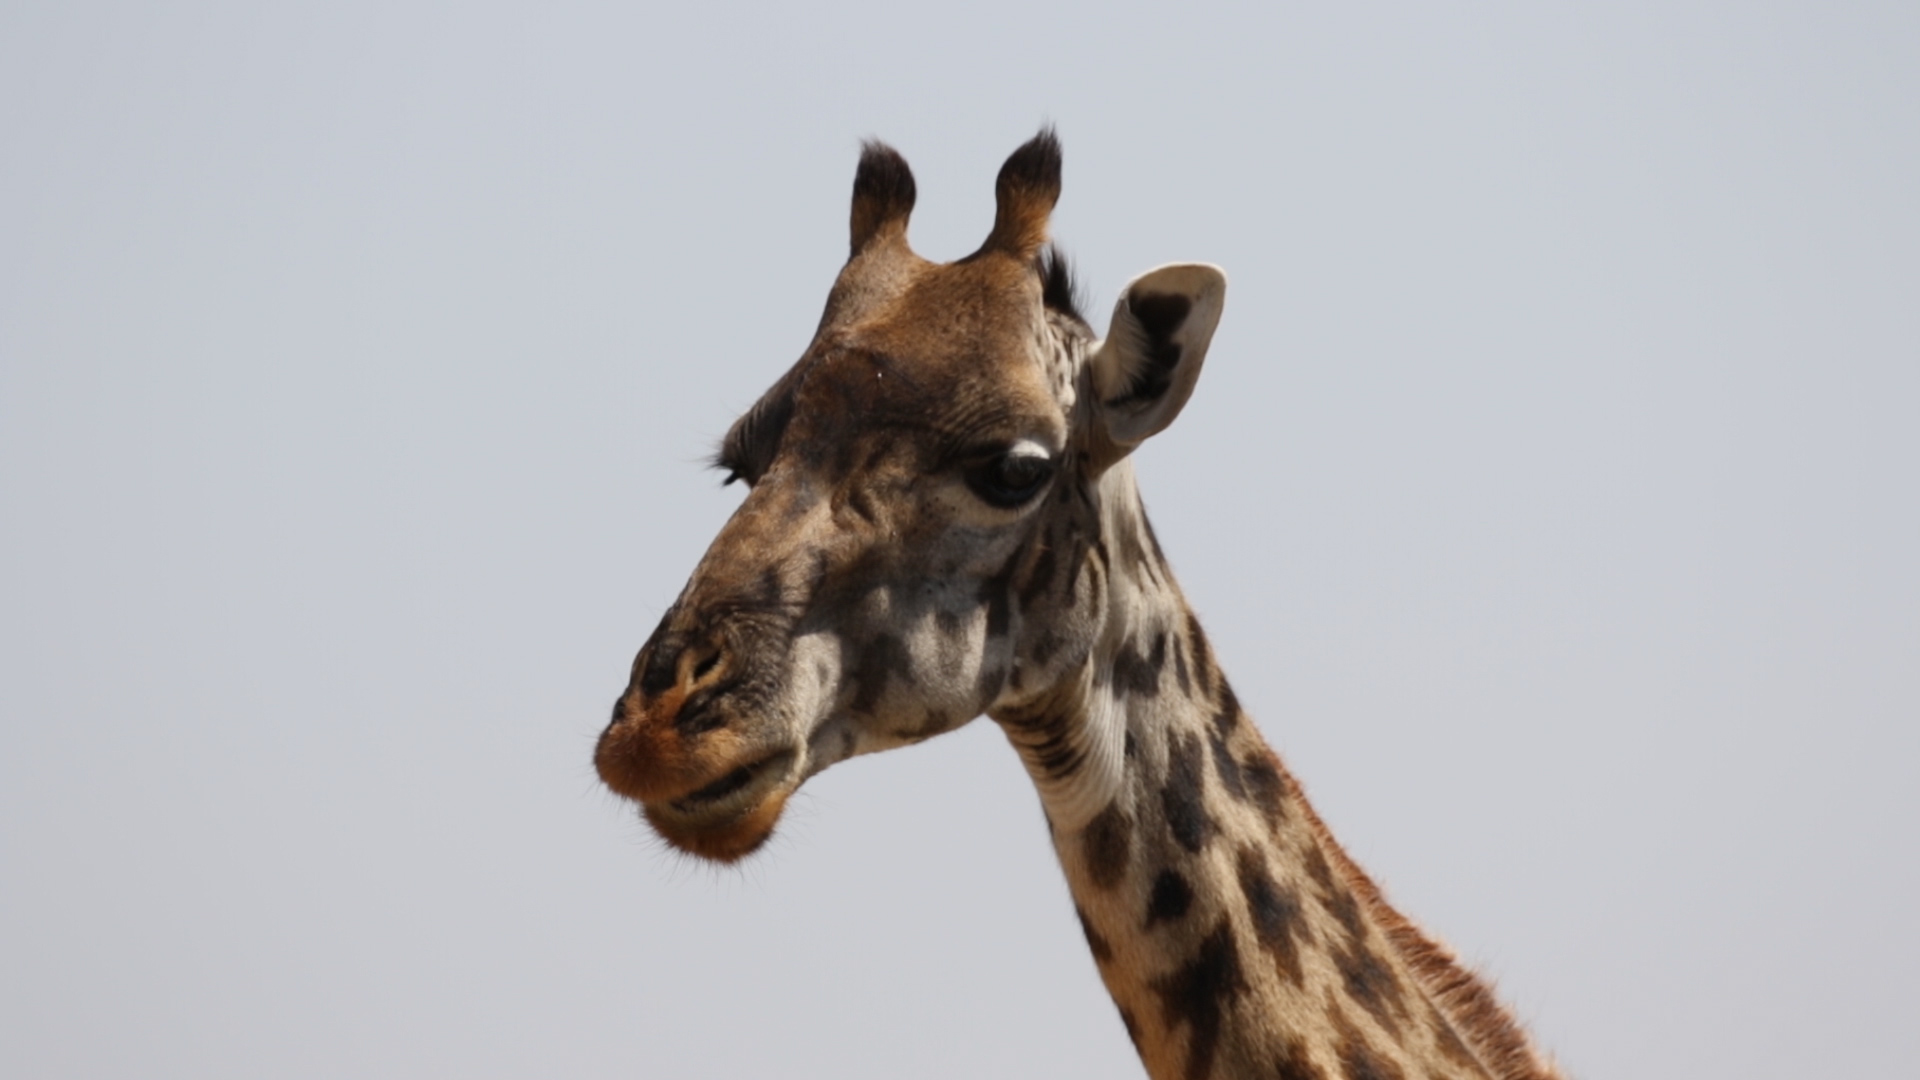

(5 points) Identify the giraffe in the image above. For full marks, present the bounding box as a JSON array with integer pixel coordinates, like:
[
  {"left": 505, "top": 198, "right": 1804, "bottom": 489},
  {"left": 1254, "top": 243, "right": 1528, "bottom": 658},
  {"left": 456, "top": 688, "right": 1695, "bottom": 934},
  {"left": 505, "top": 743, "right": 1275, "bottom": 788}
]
[{"left": 595, "top": 129, "right": 1563, "bottom": 1080}]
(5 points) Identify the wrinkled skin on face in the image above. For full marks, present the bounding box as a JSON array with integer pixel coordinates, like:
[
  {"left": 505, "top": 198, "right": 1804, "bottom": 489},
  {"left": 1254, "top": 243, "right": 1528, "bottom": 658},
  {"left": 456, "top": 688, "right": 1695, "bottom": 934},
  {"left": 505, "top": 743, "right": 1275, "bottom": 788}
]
[
  {"left": 596, "top": 275, "right": 1096, "bottom": 857},
  {"left": 594, "top": 132, "right": 1221, "bottom": 860}
]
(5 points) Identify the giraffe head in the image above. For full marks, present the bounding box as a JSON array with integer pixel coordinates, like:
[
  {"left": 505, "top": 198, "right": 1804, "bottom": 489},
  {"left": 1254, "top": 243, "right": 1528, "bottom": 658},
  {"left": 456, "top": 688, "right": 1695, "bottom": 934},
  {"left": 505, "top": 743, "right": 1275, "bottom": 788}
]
[{"left": 595, "top": 130, "right": 1225, "bottom": 860}]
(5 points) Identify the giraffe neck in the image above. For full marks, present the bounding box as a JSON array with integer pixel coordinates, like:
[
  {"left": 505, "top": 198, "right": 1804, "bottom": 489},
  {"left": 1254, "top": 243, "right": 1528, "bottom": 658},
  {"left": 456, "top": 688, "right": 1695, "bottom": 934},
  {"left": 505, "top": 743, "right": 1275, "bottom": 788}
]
[{"left": 993, "top": 469, "right": 1559, "bottom": 1080}]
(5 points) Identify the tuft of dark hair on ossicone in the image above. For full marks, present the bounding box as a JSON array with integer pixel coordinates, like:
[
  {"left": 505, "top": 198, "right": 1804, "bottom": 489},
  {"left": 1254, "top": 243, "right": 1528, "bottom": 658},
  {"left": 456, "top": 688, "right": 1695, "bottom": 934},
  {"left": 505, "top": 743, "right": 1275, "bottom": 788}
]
[
  {"left": 981, "top": 126, "right": 1063, "bottom": 258},
  {"left": 848, "top": 140, "right": 917, "bottom": 255}
]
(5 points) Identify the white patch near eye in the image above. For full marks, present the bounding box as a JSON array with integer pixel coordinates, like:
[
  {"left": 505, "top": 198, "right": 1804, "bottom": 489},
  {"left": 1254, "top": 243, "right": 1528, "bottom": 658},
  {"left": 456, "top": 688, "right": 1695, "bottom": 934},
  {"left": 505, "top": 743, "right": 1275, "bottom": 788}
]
[{"left": 1006, "top": 439, "right": 1052, "bottom": 463}]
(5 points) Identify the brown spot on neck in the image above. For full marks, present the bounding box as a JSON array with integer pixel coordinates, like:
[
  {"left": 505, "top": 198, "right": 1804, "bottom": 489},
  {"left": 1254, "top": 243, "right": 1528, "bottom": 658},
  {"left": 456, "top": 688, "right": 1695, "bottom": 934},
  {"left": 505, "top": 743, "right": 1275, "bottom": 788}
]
[{"left": 1151, "top": 919, "right": 1248, "bottom": 1080}]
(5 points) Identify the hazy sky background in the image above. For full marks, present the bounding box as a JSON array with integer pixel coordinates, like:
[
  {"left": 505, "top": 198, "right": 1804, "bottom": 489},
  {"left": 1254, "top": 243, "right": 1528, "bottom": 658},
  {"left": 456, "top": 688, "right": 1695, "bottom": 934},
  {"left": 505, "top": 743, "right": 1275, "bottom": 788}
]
[{"left": 3, "top": 3, "right": 1915, "bottom": 1078}]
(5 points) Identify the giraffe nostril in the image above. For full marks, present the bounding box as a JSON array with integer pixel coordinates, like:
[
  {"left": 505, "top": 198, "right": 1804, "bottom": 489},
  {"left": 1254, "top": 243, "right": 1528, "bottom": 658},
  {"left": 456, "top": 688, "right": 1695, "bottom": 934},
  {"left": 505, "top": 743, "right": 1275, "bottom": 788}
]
[
  {"left": 691, "top": 649, "right": 721, "bottom": 683},
  {"left": 638, "top": 641, "right": 681, "bottom": 696}
]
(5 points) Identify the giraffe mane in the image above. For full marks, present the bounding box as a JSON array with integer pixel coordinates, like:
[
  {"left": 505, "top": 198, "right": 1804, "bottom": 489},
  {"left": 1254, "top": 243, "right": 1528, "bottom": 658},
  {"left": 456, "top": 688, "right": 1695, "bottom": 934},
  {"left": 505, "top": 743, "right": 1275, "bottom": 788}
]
[
  {"left": 1037, "top": 244, "right": 1088, "bottom": 324},
  {"left": 1293, "top": 784, "right": 1562, "bottom": 1080}
]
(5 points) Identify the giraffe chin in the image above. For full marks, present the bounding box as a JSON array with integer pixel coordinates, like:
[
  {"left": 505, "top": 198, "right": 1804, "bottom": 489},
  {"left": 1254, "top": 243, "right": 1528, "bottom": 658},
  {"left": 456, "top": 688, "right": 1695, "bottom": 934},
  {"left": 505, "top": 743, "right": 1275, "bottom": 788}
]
[{"left": 638, "top": 750, "right": 799, "bottom": 863}]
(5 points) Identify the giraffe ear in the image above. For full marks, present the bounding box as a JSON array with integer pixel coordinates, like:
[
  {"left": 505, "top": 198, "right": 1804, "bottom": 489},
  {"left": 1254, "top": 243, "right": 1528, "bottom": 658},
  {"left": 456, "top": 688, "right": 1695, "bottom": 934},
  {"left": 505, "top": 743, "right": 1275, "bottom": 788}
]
[
  {"left": 849, "top": 140, "right": 916, "bottom": 256},
  {"left": 1087, "top": 263, "right": 1227, "bottom": 457}
]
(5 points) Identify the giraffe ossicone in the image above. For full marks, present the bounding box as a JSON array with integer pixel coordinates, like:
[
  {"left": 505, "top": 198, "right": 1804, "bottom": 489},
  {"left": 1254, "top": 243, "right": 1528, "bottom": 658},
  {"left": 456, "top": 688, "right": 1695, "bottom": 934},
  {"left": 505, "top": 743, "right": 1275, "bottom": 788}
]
[{"left": 596, "top": 129, "right": 1563, "bottom": 1080}]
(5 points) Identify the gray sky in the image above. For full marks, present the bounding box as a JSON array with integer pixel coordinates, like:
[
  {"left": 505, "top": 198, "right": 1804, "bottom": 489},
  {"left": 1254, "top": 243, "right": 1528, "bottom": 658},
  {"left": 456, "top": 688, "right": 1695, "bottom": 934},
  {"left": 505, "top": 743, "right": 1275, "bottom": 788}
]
[{"left": 3, "top": 3, "right": 1915, "bottom": 1077}]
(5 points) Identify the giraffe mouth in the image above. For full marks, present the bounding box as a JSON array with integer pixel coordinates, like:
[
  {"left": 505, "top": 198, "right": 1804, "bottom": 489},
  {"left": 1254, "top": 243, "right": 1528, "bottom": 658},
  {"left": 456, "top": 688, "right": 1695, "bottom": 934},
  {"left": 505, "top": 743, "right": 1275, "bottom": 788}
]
[{"left": 642, "top": 748, "right": 799, "bottom": 862}]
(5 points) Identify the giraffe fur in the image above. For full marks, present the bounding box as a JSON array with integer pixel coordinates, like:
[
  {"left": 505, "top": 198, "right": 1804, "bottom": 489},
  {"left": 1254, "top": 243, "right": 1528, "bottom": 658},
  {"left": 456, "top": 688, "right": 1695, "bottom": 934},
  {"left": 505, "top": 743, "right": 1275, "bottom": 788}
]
[{"left": 595, "top": 128, "right": 1563, "bottom": 1080}]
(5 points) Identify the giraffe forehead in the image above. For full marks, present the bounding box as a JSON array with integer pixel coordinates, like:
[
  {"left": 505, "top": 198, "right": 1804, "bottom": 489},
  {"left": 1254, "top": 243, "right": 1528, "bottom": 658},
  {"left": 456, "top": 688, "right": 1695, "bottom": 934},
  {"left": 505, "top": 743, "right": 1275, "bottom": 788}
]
[
  {"left": 792, "top": 268, "right": 1069, "bottom": 441},
  {"left": 782, "top": 345, "right": 1065, "bottom": 465},
  {"left": 829, "top": 246, "right": 1049, "bottom": 348},
  {"left": 768, "top": 248, "right": 1083, "bottom": 450},
  {"left": 825, "top": 236, "right": 1036, "bottom": 317}
]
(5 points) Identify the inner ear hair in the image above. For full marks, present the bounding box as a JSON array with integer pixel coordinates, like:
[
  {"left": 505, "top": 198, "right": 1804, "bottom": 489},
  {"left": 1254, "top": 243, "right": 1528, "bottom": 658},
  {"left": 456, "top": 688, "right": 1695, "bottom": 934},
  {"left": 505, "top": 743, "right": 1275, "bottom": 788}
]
[
  {"left": 1087, "top": 263, "right": 1227, "bottom": 456},
  {"left": 1099, "top": 290, "right": 1192, "bottom": 407}
]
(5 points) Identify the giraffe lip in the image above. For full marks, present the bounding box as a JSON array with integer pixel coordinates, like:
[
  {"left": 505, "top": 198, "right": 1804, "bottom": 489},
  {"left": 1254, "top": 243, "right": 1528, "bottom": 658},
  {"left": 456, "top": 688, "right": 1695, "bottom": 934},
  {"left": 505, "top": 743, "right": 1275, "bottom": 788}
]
[
  {"left": 669, "top": 749, "right": 796, "bottom": 814},
  {"left": 644, "top": 749, "right": 800, "bottom": 863}
]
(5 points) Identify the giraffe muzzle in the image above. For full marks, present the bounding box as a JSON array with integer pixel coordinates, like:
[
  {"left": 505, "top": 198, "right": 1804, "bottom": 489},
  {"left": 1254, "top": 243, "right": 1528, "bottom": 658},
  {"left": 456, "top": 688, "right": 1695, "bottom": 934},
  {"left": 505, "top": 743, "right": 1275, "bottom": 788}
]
[
  {"left": 596, "top": 688, "right": 805, "bottom": 861},
  {"left": 642, "top": 747, "right": 799, "bottom": 861},
  {"left": 596, "top": 618, "right": 816, "bottom": 860}
]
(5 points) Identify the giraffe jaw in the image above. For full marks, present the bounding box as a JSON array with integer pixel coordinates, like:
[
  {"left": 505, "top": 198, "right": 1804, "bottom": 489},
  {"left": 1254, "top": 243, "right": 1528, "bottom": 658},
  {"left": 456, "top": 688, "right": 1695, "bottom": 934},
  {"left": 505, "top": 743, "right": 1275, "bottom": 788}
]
[
  {"left": 637, "top": 748, "right": 800, "bottom": 862},
  {"left": 624, "top": 703, "right": 913, "bottom": 862}
]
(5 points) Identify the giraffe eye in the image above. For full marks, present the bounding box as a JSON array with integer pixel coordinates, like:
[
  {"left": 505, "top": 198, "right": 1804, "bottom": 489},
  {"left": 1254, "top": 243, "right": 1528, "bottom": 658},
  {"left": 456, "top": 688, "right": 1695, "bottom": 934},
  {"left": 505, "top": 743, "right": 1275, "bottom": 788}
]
[{"left": 965, "top": 449, "right": 1056, "bottom": 509}]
